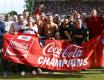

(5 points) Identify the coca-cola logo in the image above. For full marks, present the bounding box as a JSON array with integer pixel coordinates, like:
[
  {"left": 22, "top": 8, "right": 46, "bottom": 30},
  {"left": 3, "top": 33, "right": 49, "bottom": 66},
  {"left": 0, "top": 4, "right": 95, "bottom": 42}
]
[
  {"left": 5, "top": 41, "right": 30, "bottom": 59},
  {"left": 43, "top": 42, "right": 83, "bottom": 58},
  {"left": 5, "top": 36, "right": 35, "bottom": 59}
]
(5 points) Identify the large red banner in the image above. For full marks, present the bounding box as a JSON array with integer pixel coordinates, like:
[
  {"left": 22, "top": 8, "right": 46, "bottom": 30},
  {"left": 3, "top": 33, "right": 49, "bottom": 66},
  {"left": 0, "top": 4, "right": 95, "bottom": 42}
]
[{"left": 2, "top": 34, "right": 104, "bottom": 71}]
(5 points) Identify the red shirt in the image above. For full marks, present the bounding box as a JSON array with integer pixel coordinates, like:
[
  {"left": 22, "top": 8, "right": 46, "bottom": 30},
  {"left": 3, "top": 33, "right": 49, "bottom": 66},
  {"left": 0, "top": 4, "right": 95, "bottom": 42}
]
[{"left": 85, "top": 16, "right": 103, "bottom": 37}]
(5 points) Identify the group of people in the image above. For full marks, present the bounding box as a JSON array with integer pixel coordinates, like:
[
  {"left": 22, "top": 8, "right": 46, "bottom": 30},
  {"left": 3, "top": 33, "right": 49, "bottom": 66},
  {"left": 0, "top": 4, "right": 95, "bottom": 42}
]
[{"left": 0, "top": 3, "right": 104, "bottom": 77}]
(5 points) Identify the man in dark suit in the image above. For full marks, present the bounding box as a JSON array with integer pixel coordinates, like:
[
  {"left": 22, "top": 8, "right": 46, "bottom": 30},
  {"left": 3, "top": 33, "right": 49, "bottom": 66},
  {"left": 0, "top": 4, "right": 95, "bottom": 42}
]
[
  {"left": 0, "top": 15, "right": 5, "bottom": 49},
  {"left": 0, "top": 15, "right": 8, "bottom": 78}
]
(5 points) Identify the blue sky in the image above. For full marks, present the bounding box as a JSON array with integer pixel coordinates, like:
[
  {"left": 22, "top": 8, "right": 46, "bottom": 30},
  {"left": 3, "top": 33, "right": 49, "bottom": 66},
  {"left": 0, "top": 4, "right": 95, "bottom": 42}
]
[{"left": 0, "top": 0, "right": 25, "bottom": 14}]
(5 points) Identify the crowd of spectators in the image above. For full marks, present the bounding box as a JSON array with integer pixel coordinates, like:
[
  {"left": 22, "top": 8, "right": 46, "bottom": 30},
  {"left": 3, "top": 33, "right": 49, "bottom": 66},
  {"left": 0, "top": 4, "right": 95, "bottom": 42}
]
[{"left": 34, "top": 1, "right": 104, "bottom": 16}]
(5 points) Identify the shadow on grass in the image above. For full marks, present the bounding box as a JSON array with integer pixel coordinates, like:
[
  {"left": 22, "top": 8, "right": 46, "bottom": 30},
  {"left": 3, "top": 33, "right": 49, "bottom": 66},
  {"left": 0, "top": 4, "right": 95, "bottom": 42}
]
[
  {"left": 35, "top": 74, "right": 84, "bottom": 78},
  {"left": 0, "top": 74, "right": 84, "bottom": 79}
]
